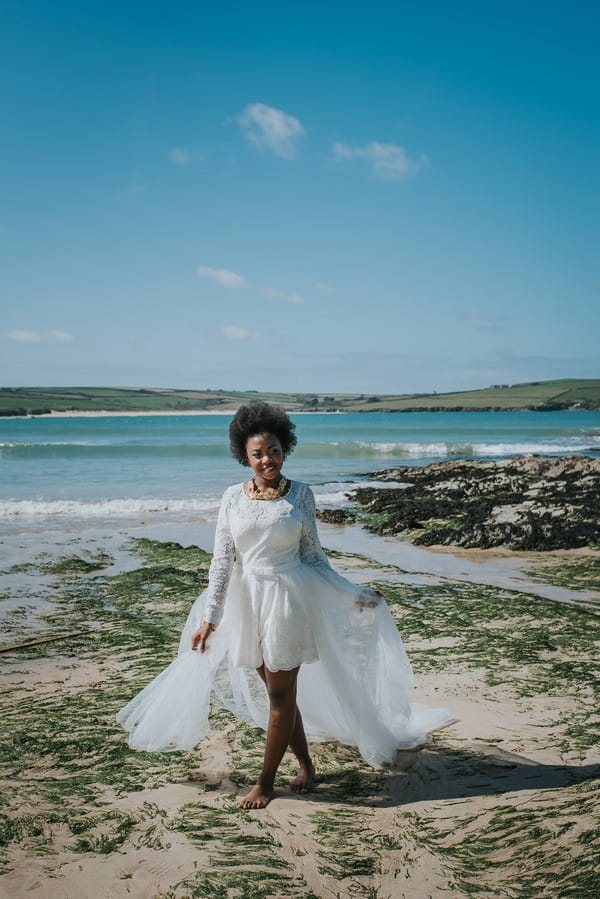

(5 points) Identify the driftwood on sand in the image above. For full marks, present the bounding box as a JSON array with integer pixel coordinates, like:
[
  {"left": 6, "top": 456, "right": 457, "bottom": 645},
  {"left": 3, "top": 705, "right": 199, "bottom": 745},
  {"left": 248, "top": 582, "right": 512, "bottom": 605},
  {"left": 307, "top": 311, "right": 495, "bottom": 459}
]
[{"left": 0, "top": 630, "right": 88, "bottom": 654}]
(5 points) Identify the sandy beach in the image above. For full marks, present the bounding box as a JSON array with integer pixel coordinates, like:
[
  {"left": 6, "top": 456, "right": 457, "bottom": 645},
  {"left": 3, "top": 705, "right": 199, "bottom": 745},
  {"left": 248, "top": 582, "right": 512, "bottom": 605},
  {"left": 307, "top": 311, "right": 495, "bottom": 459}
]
[
  {"left": 31, "top": 409, "right": 326, "bottom": 418},
  {"left": 35, "top": 409, "right": 240, "bottom": 418},
  {"left": 1, "top": 517, "right": 598, "bottom": 898}
]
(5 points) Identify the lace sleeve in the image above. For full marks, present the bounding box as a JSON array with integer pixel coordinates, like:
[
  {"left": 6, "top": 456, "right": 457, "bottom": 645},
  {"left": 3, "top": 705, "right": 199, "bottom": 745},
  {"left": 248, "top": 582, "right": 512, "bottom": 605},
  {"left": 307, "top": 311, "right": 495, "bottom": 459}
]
[
  {"left": 298, "top": 484, "right": 334, "bottom": 572},
  {"left": 299, "top": 485, "right": 367, "bottom": 600},
  {"left": 203, "top": 488, "right": 236, "bottom": 625}
]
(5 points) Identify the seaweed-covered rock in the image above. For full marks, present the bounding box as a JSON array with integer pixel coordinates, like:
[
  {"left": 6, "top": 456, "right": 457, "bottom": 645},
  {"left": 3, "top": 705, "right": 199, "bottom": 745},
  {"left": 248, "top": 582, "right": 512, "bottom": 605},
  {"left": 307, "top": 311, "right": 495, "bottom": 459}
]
[
  {"left": 350, "top": 456, "right": 600, "bottom": 550},
  {"left": 316, "top": 508, "right": 357, "bottom": 525}
]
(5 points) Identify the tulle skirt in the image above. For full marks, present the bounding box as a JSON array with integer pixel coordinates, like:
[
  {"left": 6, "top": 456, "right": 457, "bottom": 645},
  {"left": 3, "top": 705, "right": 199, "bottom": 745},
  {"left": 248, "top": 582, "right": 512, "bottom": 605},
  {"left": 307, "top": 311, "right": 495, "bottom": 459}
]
[{"left": 116, "top": 562, "right": 452, "bottom": 767}]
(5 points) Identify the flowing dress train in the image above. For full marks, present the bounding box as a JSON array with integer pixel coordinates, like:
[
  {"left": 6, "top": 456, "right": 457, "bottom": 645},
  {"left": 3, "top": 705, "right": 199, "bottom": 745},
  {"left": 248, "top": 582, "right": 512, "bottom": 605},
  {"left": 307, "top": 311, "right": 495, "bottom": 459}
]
[{"left": 117, "top": 481, "right": 451, "bottom": 767}]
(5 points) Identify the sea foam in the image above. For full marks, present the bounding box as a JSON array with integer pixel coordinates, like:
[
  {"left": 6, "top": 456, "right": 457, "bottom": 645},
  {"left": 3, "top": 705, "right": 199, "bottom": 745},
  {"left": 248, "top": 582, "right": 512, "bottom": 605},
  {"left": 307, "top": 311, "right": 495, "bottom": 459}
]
[{"left": 0, "top": 497, "right": 220, "bottom": 519}]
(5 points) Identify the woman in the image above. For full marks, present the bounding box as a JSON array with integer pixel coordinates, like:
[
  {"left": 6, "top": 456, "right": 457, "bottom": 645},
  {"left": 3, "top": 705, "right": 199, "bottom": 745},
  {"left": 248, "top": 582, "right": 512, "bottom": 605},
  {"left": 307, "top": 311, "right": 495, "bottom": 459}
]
[{"left": 117, "top": 402, "right": 451, "bottom": 809}]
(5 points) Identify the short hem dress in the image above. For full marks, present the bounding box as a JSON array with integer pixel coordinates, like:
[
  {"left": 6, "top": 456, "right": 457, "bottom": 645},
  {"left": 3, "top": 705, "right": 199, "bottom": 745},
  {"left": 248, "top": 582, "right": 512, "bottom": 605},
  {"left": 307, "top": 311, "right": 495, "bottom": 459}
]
[{"left": 117, "top": 480, "right": 452, "bottom": 768}]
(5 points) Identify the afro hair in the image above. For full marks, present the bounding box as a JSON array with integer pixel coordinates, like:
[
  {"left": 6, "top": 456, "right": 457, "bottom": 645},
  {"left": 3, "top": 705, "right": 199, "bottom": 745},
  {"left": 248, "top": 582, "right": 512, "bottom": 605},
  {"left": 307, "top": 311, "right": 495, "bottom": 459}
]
[{"left": 229, "top": 402, "right": 297, "bottom": 466}]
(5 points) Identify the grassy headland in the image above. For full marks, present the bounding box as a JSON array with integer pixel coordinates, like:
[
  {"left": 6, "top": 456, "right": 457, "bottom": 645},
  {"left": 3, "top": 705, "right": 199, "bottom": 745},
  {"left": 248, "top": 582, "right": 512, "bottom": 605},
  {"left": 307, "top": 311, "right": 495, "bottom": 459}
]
[{"left": 1, "top": 378, "right": 599, "bottom": 416}]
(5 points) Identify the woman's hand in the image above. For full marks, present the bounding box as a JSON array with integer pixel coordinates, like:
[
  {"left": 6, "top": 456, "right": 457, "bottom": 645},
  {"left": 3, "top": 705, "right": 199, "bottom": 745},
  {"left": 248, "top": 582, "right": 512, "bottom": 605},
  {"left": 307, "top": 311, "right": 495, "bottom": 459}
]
[
  {"left": 192, "top": 621, "right": 215, "bottom": 653},
  {"left": 354, "top": 587, "right": 382, "bottom": 609}
]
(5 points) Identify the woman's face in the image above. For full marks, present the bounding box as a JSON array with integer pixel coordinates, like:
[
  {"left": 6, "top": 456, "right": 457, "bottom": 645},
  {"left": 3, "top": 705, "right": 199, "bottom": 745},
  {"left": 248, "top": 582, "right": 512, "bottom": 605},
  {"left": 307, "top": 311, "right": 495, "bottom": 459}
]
[{"left": 245, "top": 432, "right": 284, "bottom": 483}]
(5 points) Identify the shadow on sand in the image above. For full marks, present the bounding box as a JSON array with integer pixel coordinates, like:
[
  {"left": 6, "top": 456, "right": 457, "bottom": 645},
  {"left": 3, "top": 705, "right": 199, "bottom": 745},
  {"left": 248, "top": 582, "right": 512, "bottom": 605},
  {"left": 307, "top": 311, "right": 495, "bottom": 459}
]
[{"left": 310, "top": 743, "right": 600, "bottom": 807}]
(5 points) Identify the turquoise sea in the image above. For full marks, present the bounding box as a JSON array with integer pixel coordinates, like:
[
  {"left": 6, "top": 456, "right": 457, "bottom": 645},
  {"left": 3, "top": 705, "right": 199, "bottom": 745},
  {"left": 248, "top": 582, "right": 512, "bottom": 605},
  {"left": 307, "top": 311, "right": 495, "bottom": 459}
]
[{"left": 1, "top": 410, "right": 599, "bottom": 535}]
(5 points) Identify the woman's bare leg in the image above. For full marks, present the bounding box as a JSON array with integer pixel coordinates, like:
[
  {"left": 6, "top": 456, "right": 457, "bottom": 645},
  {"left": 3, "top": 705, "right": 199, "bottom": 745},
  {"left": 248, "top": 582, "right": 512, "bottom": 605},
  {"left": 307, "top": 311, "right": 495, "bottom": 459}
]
[
  {"left": 239, "top": 666, "right": 300, "bottom": 809},
  {"left": 288, "top": 708, "right": 316, "bottom": 793},
  {"left": 251, "top": 665, "right": 315, "bottom": 799}
]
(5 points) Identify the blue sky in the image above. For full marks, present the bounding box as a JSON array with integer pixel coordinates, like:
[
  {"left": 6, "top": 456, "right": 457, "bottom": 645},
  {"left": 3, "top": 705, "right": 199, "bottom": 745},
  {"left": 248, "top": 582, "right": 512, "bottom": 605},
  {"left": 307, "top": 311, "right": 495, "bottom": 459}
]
[{"left": 1, "top": 0, "right": 598, "bottom": 393}]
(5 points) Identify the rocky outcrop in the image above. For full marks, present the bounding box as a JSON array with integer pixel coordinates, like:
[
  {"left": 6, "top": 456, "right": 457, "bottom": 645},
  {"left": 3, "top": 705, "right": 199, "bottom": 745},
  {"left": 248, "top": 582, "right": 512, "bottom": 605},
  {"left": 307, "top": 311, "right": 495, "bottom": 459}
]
[
  {"left": 346, "top": 456, "right": 600, "bottom": 550},
  {"left": 317, "top": 508, "right": 358, "bottom": 525}
]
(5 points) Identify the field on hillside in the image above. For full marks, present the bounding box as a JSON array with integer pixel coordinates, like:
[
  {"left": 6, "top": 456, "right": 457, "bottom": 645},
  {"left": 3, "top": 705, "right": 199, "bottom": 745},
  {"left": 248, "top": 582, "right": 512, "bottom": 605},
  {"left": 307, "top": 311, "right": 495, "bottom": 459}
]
[{"left": 1, "top": 379, "right": 599, "bottom": 415}]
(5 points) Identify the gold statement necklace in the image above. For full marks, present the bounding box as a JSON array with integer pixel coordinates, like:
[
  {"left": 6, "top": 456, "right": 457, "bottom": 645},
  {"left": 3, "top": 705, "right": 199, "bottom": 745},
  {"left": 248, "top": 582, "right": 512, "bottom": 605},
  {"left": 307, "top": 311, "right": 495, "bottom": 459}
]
[{"left": 247, "top": 475, "right": 288, "bottom": 501}]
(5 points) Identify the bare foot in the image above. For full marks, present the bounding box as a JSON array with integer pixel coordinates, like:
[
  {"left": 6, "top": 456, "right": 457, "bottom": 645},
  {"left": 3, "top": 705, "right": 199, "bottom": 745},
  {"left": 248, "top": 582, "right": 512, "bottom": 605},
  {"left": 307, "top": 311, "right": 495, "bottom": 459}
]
[
  {"left": 238, "top": 784, "right": 273, "bottom": 810},
  {"left": 290, "top": 761, "right": 316, "bottom": 794}
]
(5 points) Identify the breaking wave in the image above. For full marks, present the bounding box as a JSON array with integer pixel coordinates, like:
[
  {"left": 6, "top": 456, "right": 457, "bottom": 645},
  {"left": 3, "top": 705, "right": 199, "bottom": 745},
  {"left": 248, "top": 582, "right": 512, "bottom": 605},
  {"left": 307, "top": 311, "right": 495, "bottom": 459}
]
[
  {"left": 335, "top": 439, "right": 600, "bottom": 458},
  {"left": 0, "top": 497, "right": 221, "bottom": 519},
  {"left": 0, "top": 442, "right": 227, "bottom": 459},
  {"left": 2, "top": 436, "right": 599, "bottom": 463}
]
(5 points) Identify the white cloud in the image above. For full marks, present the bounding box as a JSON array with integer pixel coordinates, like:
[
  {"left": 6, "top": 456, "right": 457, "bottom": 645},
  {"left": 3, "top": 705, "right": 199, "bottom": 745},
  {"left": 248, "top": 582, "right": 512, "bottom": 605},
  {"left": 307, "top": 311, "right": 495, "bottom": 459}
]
[
  {"left": 3, "top": 328, "right": 76, "bottom": 344},
  {"left": 198, "top": 265, "right": 304, "bottom": 304},
  {"left": 238, "top": 103, "right": 305, "bottom": 159},
  {"left": 467, "top": 308, "right": 495, "bottom": 330},
  {"left": 6, "top": 329, "right": 42, "bottom": 342},
  {"left": 314, "top": 282, "right": 336, "bottom": 294},
  {"left": 333, "top": 141, "right": 427, "bottom": 180},
  {"left": 167, "top": 147, "right": 191, "bottom": 165},
  {"left": 49, "top": 329, "right": 75, "bottom": 342},
  {"left": 263, "top": 285, "right": 303, "bottom": 304},
  {"left": 220, "top": 325, "right": 255, "bottom": 340},
  {"left": 198, "top": 266, "right": 248, "bottom": 288}
]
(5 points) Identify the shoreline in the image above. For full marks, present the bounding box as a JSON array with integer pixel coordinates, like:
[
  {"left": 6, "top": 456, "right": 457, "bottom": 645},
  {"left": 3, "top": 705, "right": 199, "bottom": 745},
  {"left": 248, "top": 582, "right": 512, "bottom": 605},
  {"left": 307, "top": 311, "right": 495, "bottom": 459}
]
[
  {"left": 27, "top": 409, "right": 238, "bottom": 418},
  {"left": 3, "top": 409, "right": 345, "bottom": 418},
  {"left": 2, "top": 517, "right": 598, "bottom": 640},
  {"left": 4, "top": 409, "right": 600, "bottom": 420},
  {"left": 319, "top": 522, "right": 600, "bottom": 607}
]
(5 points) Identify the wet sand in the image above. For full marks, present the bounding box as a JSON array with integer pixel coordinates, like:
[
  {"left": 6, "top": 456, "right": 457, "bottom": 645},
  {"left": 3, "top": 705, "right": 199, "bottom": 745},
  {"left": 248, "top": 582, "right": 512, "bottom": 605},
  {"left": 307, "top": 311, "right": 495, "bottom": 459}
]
[{"left": 320, "top": 523, "right": 600, "bottom": 607}]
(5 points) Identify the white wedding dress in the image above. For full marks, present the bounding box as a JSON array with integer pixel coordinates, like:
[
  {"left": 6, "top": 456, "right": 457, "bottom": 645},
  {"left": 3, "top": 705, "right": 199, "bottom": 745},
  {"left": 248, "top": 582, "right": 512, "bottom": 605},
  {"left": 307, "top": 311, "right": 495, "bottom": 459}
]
[{"left": 117, "top": 481, "right": 451, "bottom": 767}]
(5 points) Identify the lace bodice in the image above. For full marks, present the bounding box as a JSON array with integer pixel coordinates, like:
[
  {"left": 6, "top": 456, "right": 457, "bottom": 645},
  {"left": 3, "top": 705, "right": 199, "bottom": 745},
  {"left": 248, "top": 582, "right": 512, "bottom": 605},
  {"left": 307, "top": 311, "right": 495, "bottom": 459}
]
[
  {"left": 120, "top": 490, "right": 451, "bottom": 764},
  {"left": 202, "top": 481, "right": 354, "bottom": 624}
]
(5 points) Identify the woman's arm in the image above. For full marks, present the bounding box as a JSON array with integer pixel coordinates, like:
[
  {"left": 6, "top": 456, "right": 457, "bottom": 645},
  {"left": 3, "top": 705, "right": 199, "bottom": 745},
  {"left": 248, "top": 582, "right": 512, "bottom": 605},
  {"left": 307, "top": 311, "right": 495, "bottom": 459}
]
[
  {"left": 299, "top": 485, "right": 380, "bottom": 606},
  {"left": 192, "top": 488, "right": 236, "bottom": 650}
]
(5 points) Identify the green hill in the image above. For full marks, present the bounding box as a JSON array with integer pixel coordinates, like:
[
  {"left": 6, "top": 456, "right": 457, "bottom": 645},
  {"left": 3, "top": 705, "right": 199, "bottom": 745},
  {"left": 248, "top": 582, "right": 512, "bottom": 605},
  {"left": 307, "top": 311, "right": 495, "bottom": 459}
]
[
  {"left": 341, "top": 379, "right": 600, "bottom": 412},
  {"left": 0, "top": 387, "right": 304, "bottom": 416},
  {"left": 0, "top": 379, "right": 599, "bottom": 416}
]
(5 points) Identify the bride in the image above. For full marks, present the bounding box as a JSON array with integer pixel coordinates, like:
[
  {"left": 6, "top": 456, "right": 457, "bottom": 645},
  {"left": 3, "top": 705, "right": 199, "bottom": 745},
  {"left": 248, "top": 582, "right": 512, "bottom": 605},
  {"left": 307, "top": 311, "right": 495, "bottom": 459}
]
[{"left": 117, "top": 402, "right": 451, "bottom": 809}]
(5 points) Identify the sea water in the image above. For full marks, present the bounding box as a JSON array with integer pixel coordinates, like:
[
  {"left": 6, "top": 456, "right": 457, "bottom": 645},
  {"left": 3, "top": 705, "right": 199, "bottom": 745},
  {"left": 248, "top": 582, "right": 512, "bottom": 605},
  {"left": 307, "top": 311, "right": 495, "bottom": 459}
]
[{"left": 1, "top": 410, "right": 599, "bottom": 535}]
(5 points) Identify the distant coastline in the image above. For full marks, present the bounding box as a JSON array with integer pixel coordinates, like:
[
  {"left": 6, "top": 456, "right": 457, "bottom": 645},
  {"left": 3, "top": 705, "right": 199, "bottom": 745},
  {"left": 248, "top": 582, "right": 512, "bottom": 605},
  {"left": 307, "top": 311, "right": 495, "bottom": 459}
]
[
  {"left": 1, "top": 378, "right": 599, "bottom": 417},
  {"left": 8, "top": 407, "right": 598, "bottom": 420},
  {"left": 24, "top": 409, "right": 332, "bottom": 418},
  {"left": 35, "top": 409, "right": 237, "bottom": 418}
]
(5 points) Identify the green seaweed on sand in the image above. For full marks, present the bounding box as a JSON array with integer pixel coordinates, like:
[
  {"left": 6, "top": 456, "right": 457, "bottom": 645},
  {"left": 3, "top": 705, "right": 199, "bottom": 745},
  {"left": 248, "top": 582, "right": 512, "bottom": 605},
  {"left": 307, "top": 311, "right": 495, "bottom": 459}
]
[
  {"left": 1, "top": 533, "right": 599, "bottom": 896},
  {"left": 160, "top": 801, "right": 319, "bottom": 898},
  {"left": 129, "top": 537, "right": 211, "bottom": 572},
  {"left": 374, "top": 579, "right": 600, "bottom": 752},
  {"left": 0, "top": 540, "right": 211, "bottom": 811},
  {"left": 0, "top": 813, "right": 57, "bottom": 866},
  {"left": 168, "top": 800, "right": 288, "bottom": 867},
  {"left": 529, "top": 554, "right": 600, "bottom": 593},
  {"left": 324, "top": 547, "right": 401, "bottom": 571},
  {"left": 160, "top": 872, "right": 318, "bottom": 899},
  {"left": 67, "top": 810, "right": 139, "bottom": 854},
  {"left": 43, "top": 553, "right": 114, "bottom": 575},
  {"left": 8, "top": 552, "right": 113, "bottom": 576},
  {"left": 405, "top": 779, "right": 599, "bottom": 897},
  {"left": 312, "top": 806, "right": 377, "bottom": 881}
]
